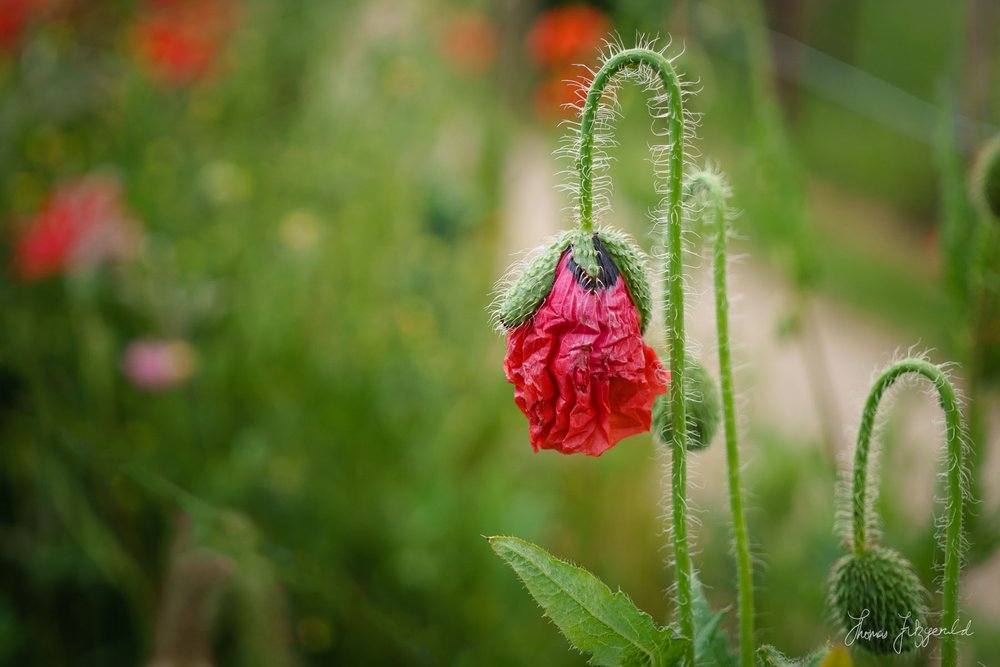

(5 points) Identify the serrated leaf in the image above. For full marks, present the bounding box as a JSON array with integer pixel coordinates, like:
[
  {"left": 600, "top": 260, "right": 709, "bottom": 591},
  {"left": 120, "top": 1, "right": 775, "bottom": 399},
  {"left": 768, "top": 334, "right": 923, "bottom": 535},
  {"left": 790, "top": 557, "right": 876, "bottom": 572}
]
[
  {"left": 488, "top": 536, "right": 688, "bottom": 667},
  {"left": 691, "top": 573, "right": 737, "bottom": 667},
  {"left": 755, "top": 644, "right": 838, "bottom": 667}
]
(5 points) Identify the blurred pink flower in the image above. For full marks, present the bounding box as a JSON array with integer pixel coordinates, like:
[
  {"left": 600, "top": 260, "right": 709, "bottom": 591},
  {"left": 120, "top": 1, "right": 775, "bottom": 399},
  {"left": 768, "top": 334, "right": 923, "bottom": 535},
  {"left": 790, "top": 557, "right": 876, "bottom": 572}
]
[
  {"left": 122, "top": 339, "right": 195, "bottom": 391},
  {"left": 12, "top": 174, "right": 143, "bottom": 281},
  {"left": 131, "top": 0, "right": 238, "bottom": 86}
]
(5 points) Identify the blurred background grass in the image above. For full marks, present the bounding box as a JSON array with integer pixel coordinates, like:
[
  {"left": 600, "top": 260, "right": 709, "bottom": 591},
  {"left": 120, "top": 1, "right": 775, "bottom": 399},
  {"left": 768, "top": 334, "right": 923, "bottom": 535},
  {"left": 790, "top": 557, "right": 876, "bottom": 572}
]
[{"left": 0, "top": 1, "right": 998, "bottom": 665}]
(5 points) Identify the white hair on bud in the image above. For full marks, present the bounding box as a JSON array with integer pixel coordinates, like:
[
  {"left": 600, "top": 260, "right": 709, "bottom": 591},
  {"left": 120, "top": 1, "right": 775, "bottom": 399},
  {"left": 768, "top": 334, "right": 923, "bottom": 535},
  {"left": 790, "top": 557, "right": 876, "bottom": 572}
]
[{"left": 834, "top": 347, "right": 972, "bottom": 601}]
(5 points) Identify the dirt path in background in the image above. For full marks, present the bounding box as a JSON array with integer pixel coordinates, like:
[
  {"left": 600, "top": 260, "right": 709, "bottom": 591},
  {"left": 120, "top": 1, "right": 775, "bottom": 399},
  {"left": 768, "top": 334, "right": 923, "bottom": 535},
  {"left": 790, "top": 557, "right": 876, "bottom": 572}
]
[{"left": 500, "top": 134, "right": 1000, "bottom": 617}]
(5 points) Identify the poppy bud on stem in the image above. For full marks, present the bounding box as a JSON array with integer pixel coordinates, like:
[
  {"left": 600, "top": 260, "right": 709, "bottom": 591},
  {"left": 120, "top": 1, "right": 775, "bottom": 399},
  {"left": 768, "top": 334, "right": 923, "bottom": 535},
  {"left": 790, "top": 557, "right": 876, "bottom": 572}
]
[
  {"left": 577, "top": 47, "right": 695, "bottom": 664},
  {"left": 837, "top": 358, "right": 966, "bottom": 665},
  {"left": 684, "top": 169, "right": 755, "bottom": 667}
]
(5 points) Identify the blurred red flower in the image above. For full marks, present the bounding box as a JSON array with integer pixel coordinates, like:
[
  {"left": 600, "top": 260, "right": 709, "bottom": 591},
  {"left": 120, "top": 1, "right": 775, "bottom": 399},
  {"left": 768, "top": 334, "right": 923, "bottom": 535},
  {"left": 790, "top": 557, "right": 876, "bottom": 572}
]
[
  {"left": 440, "top": 11, "right": 497, "bottom": 75},
  {"left": 0, "top": 0, "right": 50, "bottom": 52},
  {"left": 504, "top": 245, "right": 668, "bottom": 456},
  {"left": 131, "top": 0, "right": 238, "bottom": 85},
  {"left": 526, "top": 4, "right": 609, "bottom": 68},
  {"left": 526, "top": 4, "right": 610, "bottom": 118},
  {"left": 12, "top": 174, "right": 143, "bottom": 281},
  {"left": 533, "top": 63, "right": 586, "bottom": 118}
]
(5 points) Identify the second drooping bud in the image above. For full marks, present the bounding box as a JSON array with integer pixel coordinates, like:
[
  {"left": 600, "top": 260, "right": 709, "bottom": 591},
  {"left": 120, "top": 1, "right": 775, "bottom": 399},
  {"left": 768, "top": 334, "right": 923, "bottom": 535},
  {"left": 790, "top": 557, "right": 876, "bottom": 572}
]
[{"left": 652, "top": 355, "right": 722, "bottom": 451}]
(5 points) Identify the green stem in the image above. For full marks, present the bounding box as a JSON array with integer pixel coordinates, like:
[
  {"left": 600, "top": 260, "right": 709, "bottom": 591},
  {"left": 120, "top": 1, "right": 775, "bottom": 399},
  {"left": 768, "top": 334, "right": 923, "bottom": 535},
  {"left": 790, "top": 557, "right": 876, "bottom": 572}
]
[
  {"left": 851, "top": 358, "right": 965, "bottom": 667},
  {"left": 688, "top": 171, "right": 754, "bottom": 667},
  {"left": 577, "top": 48, "right": 693, "bottom": 662},
  {"left": 965, "top": 220, "right": 996, "bottom": 536}
]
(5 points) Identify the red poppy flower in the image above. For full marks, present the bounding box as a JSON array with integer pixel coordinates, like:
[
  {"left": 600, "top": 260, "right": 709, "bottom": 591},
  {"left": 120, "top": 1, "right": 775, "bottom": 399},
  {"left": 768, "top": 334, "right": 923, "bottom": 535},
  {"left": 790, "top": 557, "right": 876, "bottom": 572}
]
[
  {"left": 503, "top": 240, "right": 668, "bottom": 456},
  {"left": 526, "top": 4, "right": 609, "bottom": 68},
  {"left": 12, "top": 174, "right": 142, "bottom": 281},
  {"left": 131, "top": 0, "right": 237, "bottom": 86}
]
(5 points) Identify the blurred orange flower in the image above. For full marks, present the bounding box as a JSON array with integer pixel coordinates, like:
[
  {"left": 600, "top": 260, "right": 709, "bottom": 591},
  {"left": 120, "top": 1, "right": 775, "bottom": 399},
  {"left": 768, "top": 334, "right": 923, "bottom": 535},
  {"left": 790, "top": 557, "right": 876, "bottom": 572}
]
[
  {"left": 12, "top": 174, "right": 143, "bottom": 281},
  {"left": 440, "top": 11, "right": 497, "bottom": 75},
  {"left": 526, "top": 4, "right": 610, "bottom": 118},
  {"left": 534, "top": 63, "right": 587, "bottom": 117},
  {"left": 131, "top": 0, "right": 238, "bottom": 85},
  {"left": 526, "top": 4, "right": 609, "bottom": 68}
]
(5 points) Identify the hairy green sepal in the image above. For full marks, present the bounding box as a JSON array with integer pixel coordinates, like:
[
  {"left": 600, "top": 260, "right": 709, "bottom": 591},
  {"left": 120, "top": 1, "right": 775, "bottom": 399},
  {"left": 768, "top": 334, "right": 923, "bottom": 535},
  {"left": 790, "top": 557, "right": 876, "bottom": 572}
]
[
  {"left": 599, "top": 227, "right": 653, "bottom": 332},
  {"left": 828, "top": 546, "right": 927, "bottom": 655},
  {"left": 488, "top": 536, "right": 688, "bottom": 667},
  {"left": 497, "top": 228, "right": 653, "bottom": 331},
  {"left": 653, "top": 356, "right": 722, "bottom": 451},
  {"left": 497, "top": 230, "right": 574, "bottom": 329}
]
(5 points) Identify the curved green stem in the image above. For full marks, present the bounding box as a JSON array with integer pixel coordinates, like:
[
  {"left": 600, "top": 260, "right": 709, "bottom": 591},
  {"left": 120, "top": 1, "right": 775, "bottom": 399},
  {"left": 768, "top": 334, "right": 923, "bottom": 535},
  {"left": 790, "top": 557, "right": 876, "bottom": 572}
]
[
  {"left": 576, "top": 48, "right": 692, "bottom": 661},
  {"left": 688, "top": 171, "right": 754, "bottom": 667},
  {"left": 851, "top": 358, "right": 965, "bottom": 667}
]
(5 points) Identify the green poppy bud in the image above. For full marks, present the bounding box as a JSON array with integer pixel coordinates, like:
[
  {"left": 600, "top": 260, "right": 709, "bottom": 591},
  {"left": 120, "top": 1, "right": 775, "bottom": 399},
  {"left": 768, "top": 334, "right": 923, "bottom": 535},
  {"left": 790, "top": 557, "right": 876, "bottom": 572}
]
[
  {"left": 828, "top": 546, "right": 927, "bottom": 655},
  {"left": 652, "top": 356, "right": 721, "bottom": 451}
]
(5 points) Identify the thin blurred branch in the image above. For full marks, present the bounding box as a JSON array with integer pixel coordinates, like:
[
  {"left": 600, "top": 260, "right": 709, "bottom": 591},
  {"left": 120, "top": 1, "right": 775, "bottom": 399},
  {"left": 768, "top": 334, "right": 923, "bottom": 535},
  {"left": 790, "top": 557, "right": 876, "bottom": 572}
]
[{"left": 146, "top": 514, "right": 232, "bottom": 667}]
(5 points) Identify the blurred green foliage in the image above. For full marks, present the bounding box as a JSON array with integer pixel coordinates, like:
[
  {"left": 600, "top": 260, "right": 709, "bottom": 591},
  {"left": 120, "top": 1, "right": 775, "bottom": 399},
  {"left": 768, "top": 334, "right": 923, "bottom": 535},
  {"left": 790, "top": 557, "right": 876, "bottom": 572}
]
[{"left": 0, "top": 1, "right": 998, "bottom": 665}]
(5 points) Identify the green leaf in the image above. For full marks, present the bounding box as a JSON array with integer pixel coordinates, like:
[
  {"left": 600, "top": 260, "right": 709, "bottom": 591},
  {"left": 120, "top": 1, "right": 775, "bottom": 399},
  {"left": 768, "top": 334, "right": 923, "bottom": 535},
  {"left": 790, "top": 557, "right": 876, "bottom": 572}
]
[
  {"left": 488, "top": 536, "right": 688, "bottom": 667},
  {"left": 755, "top": 644, "right": 838, "bottom": 667},
  {"left": 691, "top": 573, "right": 737, "bottom": 667}
]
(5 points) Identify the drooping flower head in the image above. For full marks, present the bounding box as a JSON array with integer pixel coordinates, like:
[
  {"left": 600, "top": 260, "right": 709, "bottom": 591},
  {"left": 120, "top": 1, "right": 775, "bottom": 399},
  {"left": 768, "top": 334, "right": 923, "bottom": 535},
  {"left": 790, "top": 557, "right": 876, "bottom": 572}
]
[
  {"left": 12, "top": 174, "right": 143, "bottom": 281},
  {"left": 498, "top": 228, "right": 667, "bottom": 456}
]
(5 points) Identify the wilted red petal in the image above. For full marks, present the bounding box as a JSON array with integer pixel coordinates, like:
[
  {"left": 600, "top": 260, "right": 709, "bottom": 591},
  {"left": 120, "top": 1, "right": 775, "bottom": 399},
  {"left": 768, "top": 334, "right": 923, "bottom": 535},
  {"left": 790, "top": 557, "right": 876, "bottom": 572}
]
[{"left": 504, "top": 250, "right": 668, "bottom": 456}]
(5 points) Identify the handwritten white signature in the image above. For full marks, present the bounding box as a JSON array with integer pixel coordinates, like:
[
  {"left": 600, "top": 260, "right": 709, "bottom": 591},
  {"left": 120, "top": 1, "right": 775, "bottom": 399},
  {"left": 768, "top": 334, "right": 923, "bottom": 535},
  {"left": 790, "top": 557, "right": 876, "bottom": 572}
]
[{"left": 844, "top": 609, "right": 974, "bottom": 654}]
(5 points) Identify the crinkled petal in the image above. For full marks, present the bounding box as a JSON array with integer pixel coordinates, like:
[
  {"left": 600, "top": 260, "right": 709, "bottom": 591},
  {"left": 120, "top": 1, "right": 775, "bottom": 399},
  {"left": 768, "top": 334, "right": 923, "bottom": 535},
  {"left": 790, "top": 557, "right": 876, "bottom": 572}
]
[{"left": 504, "top": 251, "right": 668, "bottom": 456}]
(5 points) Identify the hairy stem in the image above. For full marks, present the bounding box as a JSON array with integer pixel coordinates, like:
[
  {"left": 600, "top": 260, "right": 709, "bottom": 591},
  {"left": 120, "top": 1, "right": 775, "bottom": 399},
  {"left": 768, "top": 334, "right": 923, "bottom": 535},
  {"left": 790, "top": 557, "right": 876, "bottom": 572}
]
[
  {"left": 577, "top": 48, "right": 692, "bottom": 661},
  {"left": 688, "top": 171, "right": 754, "bottom": 667},
  {"left": 851, "top": 358, "right": 965, "bottom": 666}
]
